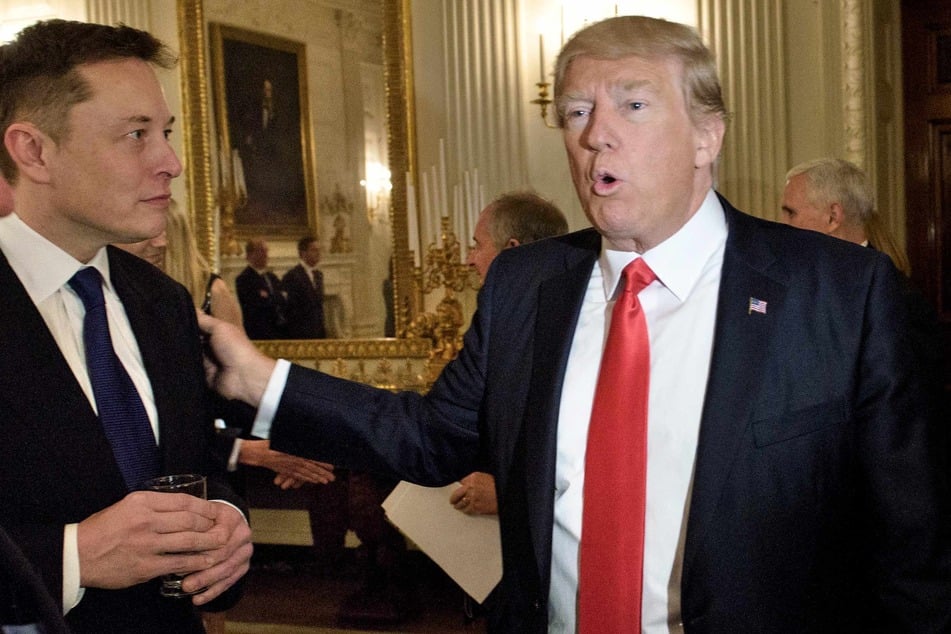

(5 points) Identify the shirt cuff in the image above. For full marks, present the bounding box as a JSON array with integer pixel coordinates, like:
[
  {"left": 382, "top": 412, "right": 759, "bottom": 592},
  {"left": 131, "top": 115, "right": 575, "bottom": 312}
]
[
  {"left": 63, "top": 523, "right": 83, "bottom": 613},
  {"left": 227, "top": 437, "right": 243, "bottom": 472},
  {"left": 250, "top": 358, "right": 290, "bottom": 439},
  {"left": 210, "top": 499, "right": 249, "bottom": 523}
]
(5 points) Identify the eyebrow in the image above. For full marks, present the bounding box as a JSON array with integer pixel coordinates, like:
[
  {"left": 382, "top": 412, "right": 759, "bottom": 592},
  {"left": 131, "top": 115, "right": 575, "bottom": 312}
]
[
  {"left": 556, "top": 78, "right": 656, "bottom": 109},
  {"left": 122, "top": 115, "right": 176, "bottom": 127}
]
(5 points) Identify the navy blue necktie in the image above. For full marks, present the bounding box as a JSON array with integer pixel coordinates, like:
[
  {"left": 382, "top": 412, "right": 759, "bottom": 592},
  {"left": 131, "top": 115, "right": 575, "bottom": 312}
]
[{"left": 69, "top": 267, "right": 160, "bottom": 491}]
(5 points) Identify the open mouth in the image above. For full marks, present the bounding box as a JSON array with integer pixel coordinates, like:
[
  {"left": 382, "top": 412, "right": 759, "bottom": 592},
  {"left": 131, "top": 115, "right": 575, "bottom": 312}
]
[{"left": 592, "top": 168, "right": 619, "bottom": 193}]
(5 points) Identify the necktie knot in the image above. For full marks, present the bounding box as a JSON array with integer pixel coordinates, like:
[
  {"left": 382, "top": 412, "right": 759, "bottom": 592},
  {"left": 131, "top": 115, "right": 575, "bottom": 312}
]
[
  {"left": 69, "top": 267, "right": 106, "bottom": 311},
  {"left": 621, "top": 258, "right": 656, "bottom": 297}
]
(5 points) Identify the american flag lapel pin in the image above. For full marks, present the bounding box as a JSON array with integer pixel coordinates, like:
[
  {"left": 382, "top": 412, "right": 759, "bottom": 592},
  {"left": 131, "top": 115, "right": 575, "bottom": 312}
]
[{"left": 748, "top": 297, "right": 767, "bottom": 315}]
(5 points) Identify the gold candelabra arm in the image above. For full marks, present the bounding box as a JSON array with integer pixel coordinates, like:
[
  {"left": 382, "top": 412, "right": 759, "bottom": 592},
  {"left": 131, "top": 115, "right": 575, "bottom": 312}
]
[
  {"left": 419, "top": 216, "right": 480, "bottom": 294},
  {"left": 531, "top": 81, "right": 558, "bottom": 129}
]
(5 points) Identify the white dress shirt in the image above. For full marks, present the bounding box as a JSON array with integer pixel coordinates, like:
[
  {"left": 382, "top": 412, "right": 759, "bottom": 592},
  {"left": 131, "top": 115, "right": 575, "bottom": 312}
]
[
  {"left": 550, "top": 190, "right": 726, "bottom": 633},
  {"left": 0, "top": 212, "right": 159, "bottom": 612}
]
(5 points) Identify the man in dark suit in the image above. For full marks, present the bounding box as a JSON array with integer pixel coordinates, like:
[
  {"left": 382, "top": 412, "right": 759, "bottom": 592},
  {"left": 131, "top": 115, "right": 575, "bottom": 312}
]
[
  {"left": 200, "top": 16, "right": 951, "bottom": 632},
  {"left": 0, "top": 20, "right": 252, "bottom": 633},
  {"left": 235, "top": 237, "right": 287, "bottom": 339},
  {"left": 781, "top": 157, "right": 949, "bottom": 404},
  {"left": 282, "top": 235, "right": 326, "bottom": 339}
]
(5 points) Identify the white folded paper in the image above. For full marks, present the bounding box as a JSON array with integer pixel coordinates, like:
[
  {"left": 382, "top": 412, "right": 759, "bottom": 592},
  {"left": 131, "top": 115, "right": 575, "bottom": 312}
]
[{"left": 382, "top": 480, "right": 502, "bottom": 603}]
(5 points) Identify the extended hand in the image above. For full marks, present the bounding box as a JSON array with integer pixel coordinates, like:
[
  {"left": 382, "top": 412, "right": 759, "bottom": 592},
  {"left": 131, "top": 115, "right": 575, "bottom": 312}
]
[
  {"left": 449, "top": 471, "right": 498, "bottom": 515},
  {"left": 197, "top": 311, "right": 276, "bottom": 406},
  {"left": 239, "top": 439, "right": 335, "bottom": 486}
]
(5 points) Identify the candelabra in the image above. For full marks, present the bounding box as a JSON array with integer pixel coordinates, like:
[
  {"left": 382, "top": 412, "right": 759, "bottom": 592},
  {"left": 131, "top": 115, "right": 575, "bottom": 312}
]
[
  {"left": 531, "top": 80, "right": 558, "bottom": 128},
  {"left": 407, "top": 216, "right": 480, "bottom": 380}
]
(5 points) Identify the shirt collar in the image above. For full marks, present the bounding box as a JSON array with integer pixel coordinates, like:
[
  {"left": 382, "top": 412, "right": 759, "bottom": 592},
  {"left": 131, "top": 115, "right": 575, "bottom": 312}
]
[
  {"left": 599, "top": 189, "right": 727, "bottom": 302},
  {"left": 0, "top": 212, "right": 113, "bottom": 305}
]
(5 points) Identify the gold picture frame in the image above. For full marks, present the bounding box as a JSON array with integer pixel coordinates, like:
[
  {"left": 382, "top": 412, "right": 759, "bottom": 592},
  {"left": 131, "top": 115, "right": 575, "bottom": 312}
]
[
  {"left": 209, "top": 23, "right": 317, "bottom": 241},
  {"left": 177, "top": 0, "right": 429, "bottom": 373}
]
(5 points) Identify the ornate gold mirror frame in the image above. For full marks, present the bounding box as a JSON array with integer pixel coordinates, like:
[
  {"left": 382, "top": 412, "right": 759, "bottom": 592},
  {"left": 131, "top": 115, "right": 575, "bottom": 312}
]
[{"left": 176, "top": 0, "right": 431, "bottom": 371}]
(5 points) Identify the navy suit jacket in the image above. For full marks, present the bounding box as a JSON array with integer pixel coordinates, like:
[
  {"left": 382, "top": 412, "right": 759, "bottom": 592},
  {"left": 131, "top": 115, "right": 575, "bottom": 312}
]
[
  {"left": 270, "top": 197, "right": 951, "bottom": 632},
  {"left": 0, "top": 246, "right": 246, "bottom": 634},
  {"left": 281, "top": 263, "right": 326, "bottom": 339},
  {"left": 235, "top": 265, "right": 286, "bottom": 340}
]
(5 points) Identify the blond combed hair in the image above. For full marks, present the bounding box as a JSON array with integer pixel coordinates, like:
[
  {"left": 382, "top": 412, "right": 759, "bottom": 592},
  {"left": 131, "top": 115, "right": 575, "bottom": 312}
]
[{"left": 552, "top": 15, "right": 727, "bottom": 128}]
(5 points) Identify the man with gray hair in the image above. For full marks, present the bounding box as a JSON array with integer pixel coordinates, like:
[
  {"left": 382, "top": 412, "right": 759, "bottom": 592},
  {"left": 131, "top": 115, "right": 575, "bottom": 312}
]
[
  {"left": 453, "top": 191, "right": 568, "bottom": 518},
  {"left": 781, "top": 157, "right": 910, "bottom": 273}
]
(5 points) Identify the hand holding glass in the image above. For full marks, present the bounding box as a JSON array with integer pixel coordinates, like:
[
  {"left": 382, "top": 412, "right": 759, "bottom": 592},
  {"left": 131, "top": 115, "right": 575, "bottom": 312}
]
[{"left": 144, "top": 474, "right": 208, "bottom": 598}]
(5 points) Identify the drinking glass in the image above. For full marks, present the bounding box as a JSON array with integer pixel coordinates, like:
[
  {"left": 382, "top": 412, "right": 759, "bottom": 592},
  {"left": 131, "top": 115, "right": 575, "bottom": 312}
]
[{"left": 144, "top": 473, "right": 207, "bottom": 598}]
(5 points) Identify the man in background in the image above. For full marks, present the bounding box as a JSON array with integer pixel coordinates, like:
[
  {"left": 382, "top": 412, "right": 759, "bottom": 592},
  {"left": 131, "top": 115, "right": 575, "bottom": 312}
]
[
  {"left": 452, "top": 191, "right": 568, "bottom": 517},
  {"left": 0, "top": 19, "right": 251, "bottom": 633},
  {"left": 235, "top": 237, "right": 287, "bottom": 339},
  {"left": 780, "top": 157, "right": 910, "bottom": 274},
  {"left": 282, "top": 235, "right": 326, "bottom": 339},
  {"left": 781, "top": 156, "right": 948, "bottom": 426},
  {"left": 465, "top": 191, "right": 570, "bottom": 281}
]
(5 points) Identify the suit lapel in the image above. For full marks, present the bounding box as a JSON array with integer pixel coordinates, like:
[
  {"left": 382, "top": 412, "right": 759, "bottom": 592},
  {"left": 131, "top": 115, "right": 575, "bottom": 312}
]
[
  {"left": 0, "top": 251, "right": 98, "bottom": 425},
  {"left": 521, "top": 233, "right": 599, "bottom": 587},
  {"left": 683, "top": 206, "right": 788, "bottom": 575}
]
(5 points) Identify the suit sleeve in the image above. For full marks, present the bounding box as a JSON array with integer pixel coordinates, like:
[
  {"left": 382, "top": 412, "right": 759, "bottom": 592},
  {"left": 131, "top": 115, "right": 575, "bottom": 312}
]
[
  {"left": 266, "top": 273, "right": 499, "bottom": 484},
  {"left": 857, "top": 255, "right": 951, "bottom": 627}
]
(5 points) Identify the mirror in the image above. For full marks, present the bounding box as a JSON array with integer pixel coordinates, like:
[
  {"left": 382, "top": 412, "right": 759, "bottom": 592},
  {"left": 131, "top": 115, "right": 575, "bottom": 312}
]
[{"left": 177, "top": 0, "right": 423, "bottom": 360}]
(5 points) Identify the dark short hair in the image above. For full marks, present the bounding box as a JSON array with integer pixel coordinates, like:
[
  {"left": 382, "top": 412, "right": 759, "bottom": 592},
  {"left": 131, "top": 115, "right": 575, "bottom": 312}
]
[
  {"left": 487, "top": 191, "right": 568, "bottom": 250},
  {"left": 297, "top": 236, "right": 318, "bottom": 254},
  {"left": 0, "top": 19, "right": 177, "bottom": 182}
]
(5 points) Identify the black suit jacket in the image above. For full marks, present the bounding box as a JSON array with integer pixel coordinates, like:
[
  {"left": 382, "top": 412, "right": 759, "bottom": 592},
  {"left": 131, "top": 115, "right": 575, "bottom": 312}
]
[
  {"left": 0, "top": 247, "right": 246, "bottom": 634},
  {"left": 0, "top": 524, "right": 69, "bottom": 634},
  {"left": 269, "top": 198, "right": 951, "bottom": 632},
  {"left": 281, "top": 263, "right": 326, "bottom": 339},
  {"left": 235, "top": 265, "right": 286, "bottom": 339}
]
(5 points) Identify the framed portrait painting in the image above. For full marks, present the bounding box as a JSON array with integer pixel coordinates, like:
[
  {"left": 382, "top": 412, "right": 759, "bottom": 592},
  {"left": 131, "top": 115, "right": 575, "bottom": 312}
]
[{"left": 210, "top": 23, "right": 316, "bottom": 238}]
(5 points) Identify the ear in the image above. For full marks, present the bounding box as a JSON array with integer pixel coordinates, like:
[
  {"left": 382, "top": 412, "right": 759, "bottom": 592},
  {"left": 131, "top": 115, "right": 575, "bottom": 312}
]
[
  {"left": 694, "top": 115, "right": 726, "bottom": 169},
  {"left": 4, "top": 123, "right": 53, "bottom": 185},
  {"left": 827, "top": 202, "right": 844, "bottom": 232},
  {"left": 505, "top": 238, "right": 521, "bottom": 249}
]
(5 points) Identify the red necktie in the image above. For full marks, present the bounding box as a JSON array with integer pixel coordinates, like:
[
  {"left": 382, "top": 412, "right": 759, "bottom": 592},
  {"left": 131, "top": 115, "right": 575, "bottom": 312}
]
[{"left": 579, "top": 257, "right": 656, "bottom": 632}]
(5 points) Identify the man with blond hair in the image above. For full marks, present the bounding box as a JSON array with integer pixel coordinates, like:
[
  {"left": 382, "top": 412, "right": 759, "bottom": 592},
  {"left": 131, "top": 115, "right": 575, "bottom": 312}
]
[{"left": 201, "top": 16, "right": 950, "bottom": 632}]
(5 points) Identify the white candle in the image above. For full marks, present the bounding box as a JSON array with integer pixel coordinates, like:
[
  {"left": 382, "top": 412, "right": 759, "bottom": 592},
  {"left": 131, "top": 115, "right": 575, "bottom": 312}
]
[
  {"left": 459, "top": 186, "right": 467, "bottom": 248},
  {"left": 406, "top": 172, "right": 421, "bottom": 266},
  {"left": 430, "top": 165, "right": 441, "bottom": 244},
  {"left": 421, "top": 170, "right": 432, "bottom": 247},
  {"left": 438, "top": 139, "right": 448, "bottom": 235},
  {"left": 539, "top": 34, "right": 545, "bottom": 83},
  {"left": 463, "top": 170, "right": 473, "bottom": 237}
]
